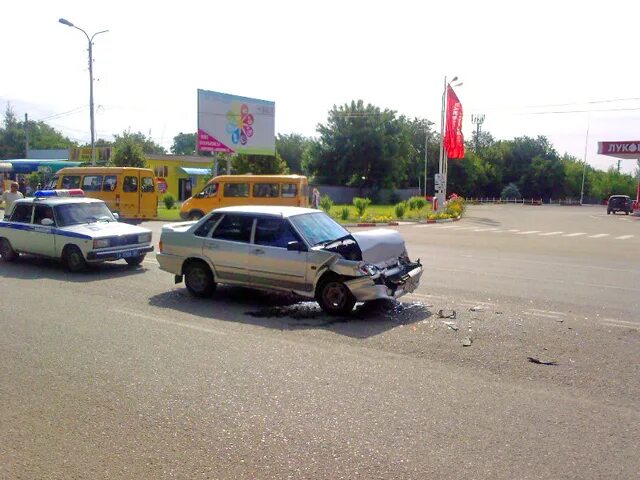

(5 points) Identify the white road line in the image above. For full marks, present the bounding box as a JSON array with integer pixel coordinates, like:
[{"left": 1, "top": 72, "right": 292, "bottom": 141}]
[
  {"left": 615, "top": 235, "right": 634, "bottom": 240},
  {"left": 589, "top": 234, "right": 609, "bottom": 238},
  {"left": 406, "top": 292, "right": 448, "bottom": 301},
  {"left": 489, "top": 229, "right": 505, "bottom": 233},
  {"left": 529, "top": 308, "right": 567, "bottom": 316},
  {"left": 111, "top": 308, "right": 228, "bottom": 335},
  {"left": 516, "top": 230, "right": 541, "bottom": 235},
  {"left": 507, "top": 229, "right": 520, "bottom": 233},
  {"left": 600, "top": 318, "right": 639, "bottom": 326},
  {"left": 562, "top": 232, "right": 586, "bottom": 237},
  {"left": 539, "top": 231, "right": 564, "bottom": 236},
  {"left": 523, "top": 311, "right": 562, "bottom": 319},
  {"left": 601, "top": 322, "right": 640, "bottom": 330},
  {"left": 472, "top": 228, "right": 498, "bottom": 232}
]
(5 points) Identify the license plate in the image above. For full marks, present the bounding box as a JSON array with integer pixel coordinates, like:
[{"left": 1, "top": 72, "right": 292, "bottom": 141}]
[{"left": 118, "top": 250, "right": 140, "bottom": 259}]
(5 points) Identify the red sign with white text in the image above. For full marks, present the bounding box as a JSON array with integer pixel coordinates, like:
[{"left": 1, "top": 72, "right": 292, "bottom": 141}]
[{"left": 445, "top": 86, "right": 465, "bottom": 159}]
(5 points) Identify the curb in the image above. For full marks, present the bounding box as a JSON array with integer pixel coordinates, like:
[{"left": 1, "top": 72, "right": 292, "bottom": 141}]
[{"left": 419, "top": 215, "right": 462, "bottom": 224}]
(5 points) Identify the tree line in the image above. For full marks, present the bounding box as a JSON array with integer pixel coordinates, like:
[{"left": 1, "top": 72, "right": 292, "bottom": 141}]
[{"left": 2, "top": 102, "right": 638, "bottom": 201}]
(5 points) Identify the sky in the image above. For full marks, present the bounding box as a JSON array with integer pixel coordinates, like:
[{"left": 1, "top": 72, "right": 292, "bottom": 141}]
[{"left": 2, "top": 0, "right": 640, "bottom": 174}]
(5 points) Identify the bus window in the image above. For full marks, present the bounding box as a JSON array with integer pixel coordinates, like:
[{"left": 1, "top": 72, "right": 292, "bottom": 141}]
[
  {"left": 281, "top": 184, "right": 297, "bottom": 198},
  {"left": 197, "top": 183, "right": 218, "bottom": 198},
  {"left": 82, "top": 175, "right": 103, "bottom": 192},
  {"left": 141, "top": 177, "right": 155, "bottom": 193},
  {"left": 123, "top": 176, "right": 138, "bottom": 193},
  {"left": 103, "top": 176, "right": 117, "bottom": 191},
  {"left": 223, "top": 183, "right": 249, "bottom": 197},
  {"left": 62, "top": 176, "right": 81, "bottom": 189},
  {"left": 253, "top": 183, "right": 280, "bottom": 198}
]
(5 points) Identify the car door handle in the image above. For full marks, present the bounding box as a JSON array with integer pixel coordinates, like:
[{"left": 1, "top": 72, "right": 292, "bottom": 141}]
[{"left": 254, "top": 248, "right": 265, "bottom": 255}]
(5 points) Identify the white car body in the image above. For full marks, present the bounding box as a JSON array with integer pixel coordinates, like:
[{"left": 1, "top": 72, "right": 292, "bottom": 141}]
[
  {"left": 0, "top": 196, "right": 153, "bottom": 267},
  {"left": 157, "top": 205, "right": 423, "bottom": 314}
]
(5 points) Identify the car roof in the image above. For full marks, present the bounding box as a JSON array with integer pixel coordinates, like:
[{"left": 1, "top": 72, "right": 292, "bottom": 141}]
[
  {"left": 14, "top": 197, "right": 105, "bottom": 206},
  {"left": 609, "top": 195, "right": 630, "bottom": 199},
  {"left": 213, "top": 205, "right": 320, "bottom": 218}
]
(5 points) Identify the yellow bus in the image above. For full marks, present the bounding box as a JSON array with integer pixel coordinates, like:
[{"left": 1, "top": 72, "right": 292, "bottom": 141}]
[
  {"left": 179, "top": 174, "right": 309, "bottom": 220},
  {"left": 49, "top": 167, "right": 158, "bottom": 220}
]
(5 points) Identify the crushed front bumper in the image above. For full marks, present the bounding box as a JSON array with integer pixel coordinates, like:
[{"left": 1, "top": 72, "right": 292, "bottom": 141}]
[{"left": 344, "top": 261, "right": 423, "bottom": 302}]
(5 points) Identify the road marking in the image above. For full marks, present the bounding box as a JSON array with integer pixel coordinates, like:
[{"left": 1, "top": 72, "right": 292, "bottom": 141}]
[
  {"left": 562, "top": 232, "right": 586, "bottom": 237},
  {"left": 516, "top": 230, "right": 541, "bottom": 235},
  {"left": 529, "top": 308, "right": 566, "bottom": 316},
  {"left": 489, "top": 229, "right": 505, "bottom": 233},
  {"left": 615, "top": 235, "right": 634, "bottom": 240},
  {"left": 538, "top": 231, "right": 564, "bottom": 236},
  {"left": 600, "top": 319, "right": 640, "bottom": 330},
  {"left": 523, "top": 311, "right": 563, "bottom": 319},
  {"left": 111, "top": 308, "right": 228, "bottom": 335},
  {"left": 434, "top": 225, "right": 459, "bottom": 229},
  {"left": 588, "top": 234, "right": 609, "bottom": 238},
  {"left": 472, "top": 228, "right": 498, "bottom": 232},
  {"left": 507, "top": 229, "right": 520, "bottom": 233}
]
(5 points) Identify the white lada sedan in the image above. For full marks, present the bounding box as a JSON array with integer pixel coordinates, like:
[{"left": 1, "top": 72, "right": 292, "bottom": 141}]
[
  {"left": 0, "top": 189, "right": 153, "bottom": 272},
  {"left": 157, "top": 206, "right": 422, "bottom": 315}
]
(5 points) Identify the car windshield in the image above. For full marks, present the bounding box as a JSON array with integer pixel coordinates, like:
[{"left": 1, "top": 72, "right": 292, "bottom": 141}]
[
  {"left": 289, "top": 212, "right": 350, "bottom": 246},
  {"left": 55, "top": 202, "right": 116, "bottom": 226}
]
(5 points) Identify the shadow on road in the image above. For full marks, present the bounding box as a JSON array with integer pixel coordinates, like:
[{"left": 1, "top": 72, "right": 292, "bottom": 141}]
[
  {"left": 464, "top": 215, "right": 501, "bottom": 227},
  {"left": 0, "top": 256, "right": 148, "bottom": 282},
  {"left": 148, "top": 286, "right": 431, "bottom": 339}
]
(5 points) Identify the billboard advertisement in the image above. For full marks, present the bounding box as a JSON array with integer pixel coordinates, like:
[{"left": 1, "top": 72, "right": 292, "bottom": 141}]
[{"left": 197, "top": 89, "right": 275, "bottom": 156}]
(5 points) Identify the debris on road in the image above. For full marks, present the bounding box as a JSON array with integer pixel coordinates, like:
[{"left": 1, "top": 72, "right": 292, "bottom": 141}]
[
  {"left": 462, "top": 337, "right": 473, "bottom": 347},
  {"left": 527, "top": 357, "right": 558, "bottom": 366},
  {"left": 437, "top": 309, "right": 456, "bottom": 319},
  {"left": 442, "top": 321, "right": 459, "bottom": 331},
  {"left": 469, "top": 306, "right": 484, "bottom": 312}
]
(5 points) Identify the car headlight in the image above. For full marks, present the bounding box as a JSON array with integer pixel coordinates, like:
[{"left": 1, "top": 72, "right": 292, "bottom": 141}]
[
  {"left": 137, "top": 232, "right": 152, "bottom": 244},
  {"left": 93, "top": 238, "right": 111, "bottom": 249},
  {"left": 359, "top": 263, "right": 378, "bottom": 276}
]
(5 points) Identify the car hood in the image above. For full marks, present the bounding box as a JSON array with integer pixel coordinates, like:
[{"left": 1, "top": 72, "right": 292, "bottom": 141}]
[
  {"left": 351, "top": 229, "right": 405, "bottom": 266},
  {"left": 61, "top": 222, "right": 151, "bottom": 238}
]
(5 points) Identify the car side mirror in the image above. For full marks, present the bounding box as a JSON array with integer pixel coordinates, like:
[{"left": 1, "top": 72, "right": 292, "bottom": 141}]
[
  {"left": 41, "top": 218, "right": 54, "bottom": 226},
  {"left": 112, "top": 212, "right": 120, "bottom": 220},
  {"left": 287, "top": 240, "right": 306, "bottom": 252}
]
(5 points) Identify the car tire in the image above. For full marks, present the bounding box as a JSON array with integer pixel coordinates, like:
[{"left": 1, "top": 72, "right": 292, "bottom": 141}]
[
  {"left": 316, "top": 277, "right": 356, "bottom": 316},
  {"left": 189, "top": 210, "right": 204, "bottom": 221},
  {"left": 0, "top": 238, "right": 18, "bottom": 262},
  {"left": 184, "top": 261, "right": 216, "bottom": 297},
  {"left": 125, "top": 255, "right": 145, "bottom": 266},
  {"left": 63, "top": 245, "right": 87, "bottom": 272},
  {"left": 625, "top": 211, "right": 630, "bottom": 215},
  {"left": 607, "top": 210, "right": 611, "bottom": 215}
]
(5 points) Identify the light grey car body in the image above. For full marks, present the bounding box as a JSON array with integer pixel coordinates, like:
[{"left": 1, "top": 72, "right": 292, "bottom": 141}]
[{"left": 157, "top": 206, "right": 422, "bottom": 306}]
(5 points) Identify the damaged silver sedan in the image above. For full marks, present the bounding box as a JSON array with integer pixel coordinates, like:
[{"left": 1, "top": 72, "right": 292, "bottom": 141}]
[{"left": 157, "top": 206, "right": 423, "bottom": 315}]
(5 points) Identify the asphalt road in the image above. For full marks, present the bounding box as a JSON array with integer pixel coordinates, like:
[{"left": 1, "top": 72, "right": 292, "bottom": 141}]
[{"left": 1, "top": 205, "right": 638, "bottom": 479}]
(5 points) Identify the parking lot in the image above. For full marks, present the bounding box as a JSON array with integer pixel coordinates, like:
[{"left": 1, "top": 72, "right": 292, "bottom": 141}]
[{"left": 1, "top": 204, "right": 639, "bottom": 479}]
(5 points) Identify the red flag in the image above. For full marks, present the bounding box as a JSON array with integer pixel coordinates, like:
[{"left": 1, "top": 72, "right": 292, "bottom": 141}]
[{"left": 444, "top": 85, "right": 465, "bottom": 159}]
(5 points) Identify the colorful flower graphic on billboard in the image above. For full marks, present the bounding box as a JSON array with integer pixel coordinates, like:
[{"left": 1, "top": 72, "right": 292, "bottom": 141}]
[{"left": 225, "top": 103, "right": 255, "bottom": 146}]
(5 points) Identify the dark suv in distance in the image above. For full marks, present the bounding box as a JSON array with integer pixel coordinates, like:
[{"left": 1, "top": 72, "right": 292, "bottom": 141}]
[{"left": 607, "top": 195, "right": 634, "bottom": 215}]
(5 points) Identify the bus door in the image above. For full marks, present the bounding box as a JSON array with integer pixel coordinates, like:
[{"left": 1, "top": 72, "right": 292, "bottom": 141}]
[
  {"left": 119, "top": 173, "right": 140, "bottom": 217},
  {"left": 139, "top": 174, "right": 158, "bottom": 219},
  {"left": 101, "top": 174, "right": 119, "bottom": 213}
]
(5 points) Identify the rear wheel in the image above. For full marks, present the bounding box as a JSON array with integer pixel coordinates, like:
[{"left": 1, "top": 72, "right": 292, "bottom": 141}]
[
  {"left": 0, "top": 238, "right": 17, "bottom": 262},
  {"left": 125, "top": 255, "right": 145, "bottom": 266},
  {"left": 184, "top": 261, "right": 216, "bottom": 297},
  {"left": 63, "top": 245, "right": 87, "bottom": 272},
  {"left": 316, "top": 277, "right": 356, "bottom": 316}
]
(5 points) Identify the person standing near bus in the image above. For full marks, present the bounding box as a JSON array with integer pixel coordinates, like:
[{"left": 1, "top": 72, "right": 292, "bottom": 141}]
[
  {"left": 311, "top": 187, "right": 321, "bottom": 209},
  {"left": 1, "top": 182, "right": 24, "bottom": 215}
]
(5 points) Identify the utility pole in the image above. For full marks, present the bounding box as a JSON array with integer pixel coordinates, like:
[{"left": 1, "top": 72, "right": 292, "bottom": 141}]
[
  {"left": 24, "top": 113, "right": 29, "bottom": 155},
  {"left": 423, "top": 127, "right": 429, "bottom": 197},
  {"left": 471, "top": 114, "right": 485, "bottom": 153}
]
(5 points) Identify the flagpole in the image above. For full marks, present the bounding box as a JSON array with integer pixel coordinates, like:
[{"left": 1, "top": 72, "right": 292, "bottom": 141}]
[{"left": 437, "top": 76, "right": 447, "bottom": 211}]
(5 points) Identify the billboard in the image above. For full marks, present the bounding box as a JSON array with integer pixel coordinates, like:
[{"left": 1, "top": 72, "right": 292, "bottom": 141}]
[
  {"left": 598, "top": 141, "right": 640, "bottom": 158},
  {"left": 69, "top": 147, "right": 112, "bottom": 163},
  {"left": 197, "top": 89, "right": 275, "bottom": 156}
]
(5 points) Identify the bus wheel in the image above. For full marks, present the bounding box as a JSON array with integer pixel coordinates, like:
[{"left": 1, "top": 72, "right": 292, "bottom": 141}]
[{"left": 189, "top": 210, "right": 204, "bottom": 220}]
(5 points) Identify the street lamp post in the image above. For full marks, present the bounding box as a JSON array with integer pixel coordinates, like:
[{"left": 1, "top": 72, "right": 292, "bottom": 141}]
[
  {"left": 579, "top": 117, "right": 591, "bottom": 205},
  {"left": 59, "top": 18, "right": 108, "bottom": 165}
]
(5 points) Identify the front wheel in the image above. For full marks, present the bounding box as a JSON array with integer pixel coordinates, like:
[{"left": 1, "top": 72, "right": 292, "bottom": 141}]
[
  {"left": 63, "top": 245, "right": 87, "bottom": 272},
  {"left": 0, "top": 238, "right": 17, "bottom": 262},
  {"left": 125, "top": 255, "right": 145, "bottom": 266},
  {"left": 189, "top": 210, "right": 204, "bottom": 221},
  {"left": 185, "top": 261, "right": 216, "bottom": 297},
  {"left": 316, "top": 278, "right": 356, "bottom": 316}
]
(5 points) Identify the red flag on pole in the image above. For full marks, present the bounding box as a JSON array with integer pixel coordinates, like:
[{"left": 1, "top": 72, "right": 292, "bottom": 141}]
[{"left": 444, "top": 85, "right": 465, "bottom": 159}]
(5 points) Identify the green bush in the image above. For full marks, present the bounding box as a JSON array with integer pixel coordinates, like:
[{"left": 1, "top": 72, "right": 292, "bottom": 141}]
[
  {"left": 163, "top": 193, "right": 176, "bottom": 210},
  {"left": 501, "top": 183, "right": 522, "bottom": 200},
  {"left": 319, "top": 194, "right": 333, "bottom": 212},
  {"left": 394, "top": 202, "right": 406, "bottom": 218},
  {"left": 340, "top": 206, "right": 350, "bottom": 221},
  {"left": 353, "top": 197, "right": 371, "bottom": 217},
  {"left": 408, "top": 196, "right": 427, "bottom": 211}
]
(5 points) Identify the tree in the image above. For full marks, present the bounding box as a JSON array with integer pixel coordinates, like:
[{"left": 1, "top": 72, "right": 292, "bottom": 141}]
[
  {"left": 1, "top": 104, "right": 76, "bottom": 159},
  {"left": 171, "top": 132, "right": 197, "bottom": 156},
  {"left": 111, "top": 137, "right": 146, "bottom": 167},
  {"left": 232, "top": 153, "right": 289, "bottom": 175},
  {"left": 112, "top": 131, "right": 166, "bottom": 155},
  {"left": 276, "top": 133, "right": 312, "bottom": 174},
  {"left": 304, "top": 100, "right": 412, "bottom": 189}
]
